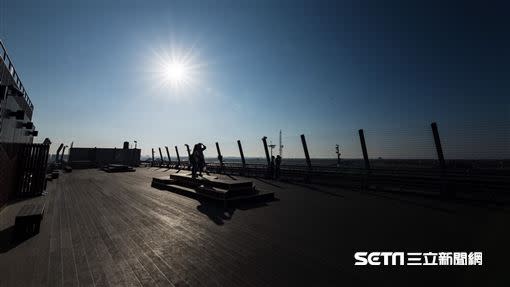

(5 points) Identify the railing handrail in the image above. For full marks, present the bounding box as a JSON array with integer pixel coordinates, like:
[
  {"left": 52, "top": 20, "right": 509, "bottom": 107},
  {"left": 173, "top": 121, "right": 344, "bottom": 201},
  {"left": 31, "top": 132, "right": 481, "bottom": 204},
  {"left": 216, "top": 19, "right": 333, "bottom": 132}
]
[{"left": 0, "top": 40, "right": 34, "bottom": 112}]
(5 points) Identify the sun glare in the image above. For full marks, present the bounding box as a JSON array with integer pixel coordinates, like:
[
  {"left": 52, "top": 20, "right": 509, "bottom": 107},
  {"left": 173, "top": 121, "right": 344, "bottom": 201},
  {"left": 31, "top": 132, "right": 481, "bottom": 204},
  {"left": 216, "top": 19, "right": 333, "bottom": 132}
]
[
  {"left": 163, "top": 60, "right": 188, "bottom": 86},
  {"left": 150, "top": 45, "right": 203, "bottom": 93}
]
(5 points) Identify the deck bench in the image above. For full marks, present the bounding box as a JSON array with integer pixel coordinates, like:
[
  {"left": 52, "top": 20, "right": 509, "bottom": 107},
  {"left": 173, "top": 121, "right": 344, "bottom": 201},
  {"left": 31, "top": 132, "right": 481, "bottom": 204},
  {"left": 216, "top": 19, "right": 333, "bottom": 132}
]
[{"left": 14, "top": 203, "right": 45, "bottom": 238}]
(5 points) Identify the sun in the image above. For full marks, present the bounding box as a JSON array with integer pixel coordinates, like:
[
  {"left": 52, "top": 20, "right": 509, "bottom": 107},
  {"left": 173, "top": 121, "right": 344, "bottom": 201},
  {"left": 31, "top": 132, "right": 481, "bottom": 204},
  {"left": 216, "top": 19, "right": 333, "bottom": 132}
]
[
  {"left": 150, "top": 45, "right": 203, "bottom": 93},
  {"left": 163, "top": 60, "right": 189, "bottom": 86}
]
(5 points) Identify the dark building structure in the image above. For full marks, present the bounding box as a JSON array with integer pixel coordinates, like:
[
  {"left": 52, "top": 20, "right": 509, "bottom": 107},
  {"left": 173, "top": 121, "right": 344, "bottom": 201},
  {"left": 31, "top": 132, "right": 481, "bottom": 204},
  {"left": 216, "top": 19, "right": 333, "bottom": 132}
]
[
  {"left": 68, "top": 142, "right": 141, "bottom": 169},
  {"left": 0, "top": 40, "right": 48, "bottom": 208},
  {"left": 0, "top": 40, "right": 36, "bottom": 143}
]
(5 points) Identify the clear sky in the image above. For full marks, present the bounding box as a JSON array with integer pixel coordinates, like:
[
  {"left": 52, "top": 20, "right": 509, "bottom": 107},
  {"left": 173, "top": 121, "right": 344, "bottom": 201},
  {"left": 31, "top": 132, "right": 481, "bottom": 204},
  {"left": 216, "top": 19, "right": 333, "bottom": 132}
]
[{"left": 1, "top": 0, "right": 509, "bottom": 159}]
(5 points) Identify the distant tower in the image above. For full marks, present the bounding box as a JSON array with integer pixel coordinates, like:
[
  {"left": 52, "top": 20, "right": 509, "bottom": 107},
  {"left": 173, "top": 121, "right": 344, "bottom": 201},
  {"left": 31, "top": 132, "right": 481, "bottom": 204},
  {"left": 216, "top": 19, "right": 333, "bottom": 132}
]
[
  {"left": 335, "top": 144, "right": 341, "bottom": 167},
  {"left": 279, "top": 130, "right": 283, "bottom": 157}
]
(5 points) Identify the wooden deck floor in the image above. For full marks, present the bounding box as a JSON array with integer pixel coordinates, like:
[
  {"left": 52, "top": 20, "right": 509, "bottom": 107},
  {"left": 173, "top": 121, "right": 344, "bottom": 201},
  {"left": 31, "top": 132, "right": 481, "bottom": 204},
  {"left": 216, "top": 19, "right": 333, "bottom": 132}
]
[{"left": 0, "top": 168, "right": 509, "bottom": 286}]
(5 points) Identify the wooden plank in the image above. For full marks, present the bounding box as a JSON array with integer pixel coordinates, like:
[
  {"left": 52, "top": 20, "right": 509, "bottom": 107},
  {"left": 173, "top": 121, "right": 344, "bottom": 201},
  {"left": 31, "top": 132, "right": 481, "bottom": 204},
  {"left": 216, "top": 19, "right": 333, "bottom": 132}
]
[
  {"left": 47, "top": 181, "right": 63, "bottom": 287},
  {"left": 62, "top": 183, "right": 95, "bottom": 287},
  {"left": 2, "top": 168, "right": 509, "bottom": 286}
]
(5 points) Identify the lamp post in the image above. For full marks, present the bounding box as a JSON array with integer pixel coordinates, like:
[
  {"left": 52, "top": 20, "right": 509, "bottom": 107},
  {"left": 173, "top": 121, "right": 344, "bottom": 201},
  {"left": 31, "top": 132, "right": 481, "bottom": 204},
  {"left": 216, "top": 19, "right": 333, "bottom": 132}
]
[{"left": 335, "top": 144, "right": 341, "bottom": 167}]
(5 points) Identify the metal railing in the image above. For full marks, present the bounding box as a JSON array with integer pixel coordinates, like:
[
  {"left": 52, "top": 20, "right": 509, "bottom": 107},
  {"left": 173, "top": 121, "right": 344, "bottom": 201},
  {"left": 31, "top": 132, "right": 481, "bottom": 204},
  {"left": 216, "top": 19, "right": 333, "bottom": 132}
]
[
  {"left": 202, "top": 161, "right": 510, "bottom": 201},
  {"left": 0, "top": 40, "right": 34, "bottom": 113}
]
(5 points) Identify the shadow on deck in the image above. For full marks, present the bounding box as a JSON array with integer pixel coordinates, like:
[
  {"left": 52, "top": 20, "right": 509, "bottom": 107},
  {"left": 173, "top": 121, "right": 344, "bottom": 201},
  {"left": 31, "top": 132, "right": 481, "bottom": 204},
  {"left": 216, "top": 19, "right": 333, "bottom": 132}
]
[{"left": 0, "top": 225, "right": 36, "bottom": 253}]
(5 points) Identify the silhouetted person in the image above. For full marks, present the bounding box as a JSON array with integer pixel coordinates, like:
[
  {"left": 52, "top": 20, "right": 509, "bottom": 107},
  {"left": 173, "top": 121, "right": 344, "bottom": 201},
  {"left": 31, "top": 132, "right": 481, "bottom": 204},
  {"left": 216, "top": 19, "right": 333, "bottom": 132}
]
[
  {"left": 191, "top": 143, "right": 206, "bottom": 178},
  {"left": 191, "top": 145, "right": 199, "bottom": 178},
  {"left": 194, "top": 143, "right": 207, "bottom": 176},
  {"left": 269, "top": 155, "right": 275, "bottom": 179},
  {"left": 275, "top": 155, "right": 282, "bottom": 179}
]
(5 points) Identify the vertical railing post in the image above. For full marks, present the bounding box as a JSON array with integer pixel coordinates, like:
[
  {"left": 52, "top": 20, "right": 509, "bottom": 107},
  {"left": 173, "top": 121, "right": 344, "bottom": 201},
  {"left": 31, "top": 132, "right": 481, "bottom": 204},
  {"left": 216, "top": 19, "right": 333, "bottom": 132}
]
[
  {"left": 158, "top": 147, "right": 164, "bottom": 167},
  {"left": 237, "top": 140, "right": 246, "bottom": 174},
  {"left": 151, "top": 148, "right": 155, "bottom": 167},
  {"left": 175, "top": 146, "right": 181, "bottom": 168},
  {"left": 165, "top": 146, "right": 172, "bottom": 167},
  {"left": 61, "top": 146, "right": 67, "bottom": 163},
  {"left": 300, "top": 134, "right": 312, "bottom": 171},
  {"left": 431, "top": 122, "right": 451, "bottom": 198},
  {"left": 262, "top": 137, "right": 270, "bottom": 165},
  {"left": 57, "top": 145, "right": 62, "bottom": 163},
  {"left": 185, "top": 144, "right": 192, "bottom": 170},
  {"left": 358, "top": 129, "right": 370, "bottom": 170},
  {"left": 55, "top": 143, "right": 64, "bottom": 163},
  {"left": 41, "top": 141, "right": 51, "bottom": 191},
  {"left": 431, "top": 122, "right": 446, "bottom": 170},
  {"left": 215, "top": 142, "right": 224, "bottom": 172},
  {"left": 68, "top": 146, "right": 73, "bottom": 165},
  {"left": 262, "top": 136, "right": 271, "bottom": 177}
]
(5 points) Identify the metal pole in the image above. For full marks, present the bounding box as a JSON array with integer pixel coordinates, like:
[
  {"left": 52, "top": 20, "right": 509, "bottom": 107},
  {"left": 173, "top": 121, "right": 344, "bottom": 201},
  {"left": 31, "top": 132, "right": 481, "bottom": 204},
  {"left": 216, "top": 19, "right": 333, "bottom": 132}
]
[
  {"left": 175, "top": 146, "right": 181, "bottom": 168},
  {"left": 151, "top": 148, "right": 155, "bottom": 167},
  {"left": 68, "top": 146, "right": 73, "bottom": 164},
  {"left": 262, "top": 136, "right": 270, "bottom": 166},
  {"left": 431, "top": 122, "right": 451, "bottom": 198},
  {"left": 358, "top": 129, "right": 370, "bottom": 170},
  {"left": 165, "top": 146, "right": 171, "bottom": 166},
  {"left": 185, "top": 144, "right": 191, "bottom": 170},
  {"left": 237, "top": 140, "right": 246, "bottom": 170},
  {"left": 300, "top": 134, "right": 312, "bottom": 170},
  {"left": 215, "top": 142, "right": 224, "bottom": 168},
  {"left": 158, "top": 147, "right": 164, "bottom": 166},
  {"left": 431, "top": 122, "right": 446, "bottom": 169},
  {"left": 61, "top": 146, "right": 67, "bottom": 163},
  {"left": 279, "top": 130, "right": 283, "bottom": 157},
  {"left": 55, "top": 143, "right": 64, "bottom": 163},
  {"left": 336, "top": 144, "right": 341, "bottom": 167}
]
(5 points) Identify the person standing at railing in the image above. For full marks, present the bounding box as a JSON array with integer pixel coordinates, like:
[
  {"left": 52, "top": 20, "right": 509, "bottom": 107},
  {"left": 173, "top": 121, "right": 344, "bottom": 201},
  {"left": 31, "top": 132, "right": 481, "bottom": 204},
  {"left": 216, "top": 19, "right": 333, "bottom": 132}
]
[
  {"left": 198, "top": 143, "right": 206, "bottom": 175},
  {"left": 275, "top": 155, "right": 282, "bottom": 179},
  {"left": 191, "top": 144, "right": 199, "bottom": 178},
  {"left": 191, "top": 143, "right": 207, "bottom": 178}
]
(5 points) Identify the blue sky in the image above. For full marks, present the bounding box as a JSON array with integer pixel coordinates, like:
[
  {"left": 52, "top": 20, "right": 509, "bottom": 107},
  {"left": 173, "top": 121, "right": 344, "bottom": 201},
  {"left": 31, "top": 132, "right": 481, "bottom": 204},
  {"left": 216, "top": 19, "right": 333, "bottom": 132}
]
[{"left": 1, "top": 0, "right": 509, "bottom": 159}]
